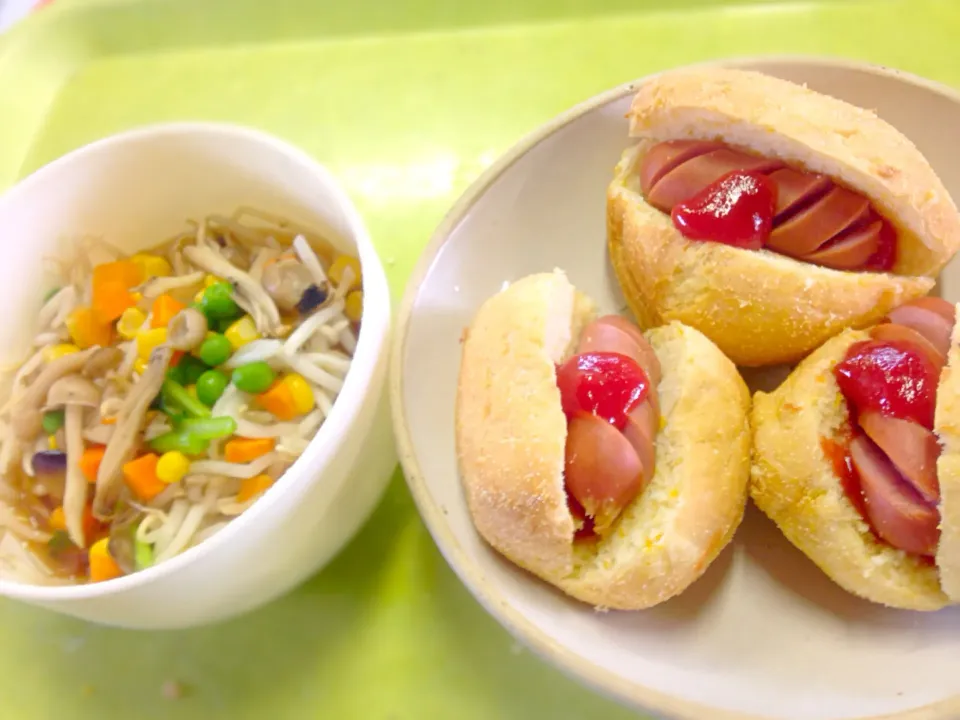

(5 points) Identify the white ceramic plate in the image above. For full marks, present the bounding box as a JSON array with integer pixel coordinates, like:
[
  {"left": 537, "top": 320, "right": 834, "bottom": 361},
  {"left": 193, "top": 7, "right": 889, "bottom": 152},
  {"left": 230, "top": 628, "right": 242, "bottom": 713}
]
[{"left": 391, "top": 57, "right": 960, "bottom": 720}]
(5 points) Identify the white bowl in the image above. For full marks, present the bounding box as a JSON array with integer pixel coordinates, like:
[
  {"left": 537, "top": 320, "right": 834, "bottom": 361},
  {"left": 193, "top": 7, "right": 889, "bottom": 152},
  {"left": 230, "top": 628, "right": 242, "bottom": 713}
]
[
  {"left": 0, "top": 122, "right": 396, "bottom": 629},
  {"left": 392, "top": 57, "right": 960, "bottom": 720}
]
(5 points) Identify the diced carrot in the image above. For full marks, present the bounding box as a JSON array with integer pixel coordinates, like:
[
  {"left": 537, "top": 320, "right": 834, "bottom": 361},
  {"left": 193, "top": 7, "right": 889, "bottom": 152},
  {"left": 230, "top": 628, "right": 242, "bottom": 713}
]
[
  {"left": 82, "top": 504, "right": 105, "bottom": 547},
  {"left": 256, "top": 380, "right": 297, "bottom": 420},
  {"left": 88, "top": 537, "right": 123, "bottom": 583},
  {"left": 92, "top": 260, "right": 143, "bottom": 323},
  {"left": 49, "top": 506, "right": 66, "bottom": 532},
  {"left": 237, "top": 474, "right": 274, "bottom": 503},
  {"left": 171, "top": 350, "right": 185, "bottom": 367},
  {"left": 66, "top": 307, "right": 114, "bottom": 349},
  {"left": 224, "top": 437, "right": 276, "bottom": 464},
  {"left": 122, "top": 453, "right": 166, "bottom": 501},
  {"left": 79, "top": 445, "right": 106, "bottom": 483},
  {"left": 101, "top": 416, "right": 117, "bottom": 425},
  {"left": 150, "top": 293, "right": 186, "bottom": 328}
]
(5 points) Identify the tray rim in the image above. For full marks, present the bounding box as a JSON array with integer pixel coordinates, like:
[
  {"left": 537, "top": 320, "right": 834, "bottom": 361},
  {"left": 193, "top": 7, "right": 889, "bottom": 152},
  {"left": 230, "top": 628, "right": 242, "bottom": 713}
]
[{"left": 388, "top": 53, "right": 960, "bottom": 720}]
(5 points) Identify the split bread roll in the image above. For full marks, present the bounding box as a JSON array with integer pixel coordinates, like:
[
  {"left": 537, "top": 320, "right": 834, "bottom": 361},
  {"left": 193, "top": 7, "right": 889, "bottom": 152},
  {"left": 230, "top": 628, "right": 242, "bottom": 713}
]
[
  {"left": 607, "top": 67, "right": 960, "bottom": 367},
  {"left": 455, "top": 270, "right": 751, "bottom": 609},
  {"left": 751, "top": 301, "right": 960, "bottom": 611}
]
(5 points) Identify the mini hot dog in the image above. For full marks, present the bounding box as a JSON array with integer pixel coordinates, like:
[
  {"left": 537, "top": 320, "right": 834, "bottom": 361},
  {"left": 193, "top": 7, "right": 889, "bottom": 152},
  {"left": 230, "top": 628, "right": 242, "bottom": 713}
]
[
  {"left": 607, "top": 67, "right": 960, "bottom": 367},
  {"left": 751, "top": 296, "right": 960, "bottom": 610},
  {"left": 455, "top": 270, "right": 751, "bottom": 609}
]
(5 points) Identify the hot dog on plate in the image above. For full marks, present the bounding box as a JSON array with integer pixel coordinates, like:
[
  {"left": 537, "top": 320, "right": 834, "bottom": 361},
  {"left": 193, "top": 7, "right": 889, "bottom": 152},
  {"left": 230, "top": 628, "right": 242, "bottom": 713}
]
[
  {"left": 455, "top": 270, "right": 751, "bottom": 609},
  {"left": 606, "top": 67, "right": 960, "bottom": 367},
  {"left": 751, "top": 296, "right": 960, "bottom": 610}
]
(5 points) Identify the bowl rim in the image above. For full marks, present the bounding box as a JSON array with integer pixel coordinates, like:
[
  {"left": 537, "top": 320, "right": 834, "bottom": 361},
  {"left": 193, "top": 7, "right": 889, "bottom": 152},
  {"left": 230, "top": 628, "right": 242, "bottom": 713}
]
[
  {"left": 0, "top": 120, "right": 391, "bottom": 601},
  {"left": 389, "top": 54, "right": 960, "bottom": 720}
]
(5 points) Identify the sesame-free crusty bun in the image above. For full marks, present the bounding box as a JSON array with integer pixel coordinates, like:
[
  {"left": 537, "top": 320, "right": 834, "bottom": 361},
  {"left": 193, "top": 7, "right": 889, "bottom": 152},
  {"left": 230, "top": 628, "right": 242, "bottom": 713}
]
[
  {"left": 607, "top": 67, "right": 960, "bottom": 367},
  {"left": 750, "top": 314, "right": 960, "bottom": 611},
  {"left": 455, "top": 270, "right": 751, "bottom": 609}
]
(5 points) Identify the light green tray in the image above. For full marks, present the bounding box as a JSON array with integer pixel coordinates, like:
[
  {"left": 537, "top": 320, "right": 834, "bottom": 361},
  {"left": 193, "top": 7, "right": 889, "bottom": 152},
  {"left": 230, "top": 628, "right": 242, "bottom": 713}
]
[{"left": 1, "top": 0, "right": 959, "bottom": 717}]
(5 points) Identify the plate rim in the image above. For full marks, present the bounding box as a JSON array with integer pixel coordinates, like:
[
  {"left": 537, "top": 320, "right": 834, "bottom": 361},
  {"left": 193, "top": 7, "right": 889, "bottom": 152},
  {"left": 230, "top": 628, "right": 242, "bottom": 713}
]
[{"left": 389, "top": 54, "right": 960, "bottom": 720}]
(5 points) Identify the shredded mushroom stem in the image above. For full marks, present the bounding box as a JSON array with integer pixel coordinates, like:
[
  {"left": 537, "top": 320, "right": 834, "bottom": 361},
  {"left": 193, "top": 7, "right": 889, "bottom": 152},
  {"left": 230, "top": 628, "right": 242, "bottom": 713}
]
[
  {"left": 138, "top": 272, "right": 204, "bottom": 299},
  {"left": 187, "top": 453, "right": 279, "bottom": 479},
  {"left": 9, "top": 348, "right": 96, "bottom": 441},
  {"left": 249, "top": 247, "right": 280, "bottom": 283},
  {"left": 281, "top": 354, "right": 344, "bottom": 394},
  {"left": 233, "top": 417, "right": 301, "bottom": 439},
  {"left": 292, "top": 235, "right": 328, "bottom": 287},
  {"left": 182, "top": 245, "right": 281, "bottom": 335},
  {"left": 223, "top": 340, "right": 283, "bottom": 369},
  {"left": 93, "top": 346, "right": 173, "bottom": 518},
  {"left": 283, "top": 300, "right": 345, "bottom": 355},
  {"left": 0, "top": 503, "right": 51, "bottom": 543},
  {"left": 62, "top": 404, "right": 87, "bottom": 547}
]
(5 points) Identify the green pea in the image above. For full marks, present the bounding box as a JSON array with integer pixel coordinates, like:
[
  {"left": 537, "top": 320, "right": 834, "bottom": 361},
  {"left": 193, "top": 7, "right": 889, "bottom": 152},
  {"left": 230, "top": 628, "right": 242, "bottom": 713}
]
[
  {"left": 178, "top": 355, "right": 209, "bottom": 385},
  {"left": 41, "top": 410, "right": 65, "bottom": 435},
  {"left": 199, "top": 282, "right": 240, "bottom": 321},
  {"left": 232, "top": 361, "right": 276, "bottom": 394},
  {"left": 196, "top": 369, "right": 229, "bottom": 406},
  {"left": 198, "top": 334, "right": 232, "bottom": 367}
]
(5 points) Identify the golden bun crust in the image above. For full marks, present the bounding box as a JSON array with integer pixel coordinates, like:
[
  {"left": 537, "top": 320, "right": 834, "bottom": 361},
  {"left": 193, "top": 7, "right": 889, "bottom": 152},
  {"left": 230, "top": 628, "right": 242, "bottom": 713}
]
[
  {"left": 608, "top": 142, "right": 935, "bottom": 368},
  {"left": 627, "top": 67, "right": 960, "bottom": 277},
  {"left": 455, "top": 270, "right": 751, "bottom": 609},
  {"left": 935, "top": 305, "right": 960, "bottom": 600},
  {"left": 750, "top": 330, "right": 948, "bottom": 611}
]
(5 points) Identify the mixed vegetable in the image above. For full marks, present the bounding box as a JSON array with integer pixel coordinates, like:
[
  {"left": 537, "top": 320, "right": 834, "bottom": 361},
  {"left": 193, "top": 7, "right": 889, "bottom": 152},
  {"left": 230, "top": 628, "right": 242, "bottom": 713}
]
[{"left": 0, "top": 208, "right": 361, "bottom": 585}]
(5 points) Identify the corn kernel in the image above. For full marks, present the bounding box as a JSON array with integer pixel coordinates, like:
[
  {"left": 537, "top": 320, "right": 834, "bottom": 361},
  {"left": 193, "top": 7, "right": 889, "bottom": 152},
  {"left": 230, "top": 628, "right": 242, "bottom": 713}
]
[
  {"left": 204, "top": 275, "right": 222, "bottom": 288},
  {"left": 156, "top": 451, "right": 190, "bottom": 484},
  {"left": 328, "top": 255, "right": 361, "bottom": 291},
  {"left": 194, "top": 290, "right": 205, "bottom": 304},
  {"left": 224, "top": 315, "right": 260, "bottom": 350},
  {"left": 134, "top": 358, "right": 147, "bottom": 375},
  {"left": 48, "top": 435, "right": 57, "bottom": 450},
  {"left": 344, "top": 290, "right": 363, "bottom": 323},
  {"left": 117, "top": 307, "right": 147, "bottom": 340},
  {"left": 42, "top": 343, "right": 80, "bottom": 363},
  {"left": 283, "top": 373, "right": 315, "bottom": 415},
  {"left": 131, "top": 253, "right": 172, "bottom": 279},
  {"left": 136, "top": 327, "right": 167, "bottom": 360},
  {"left": 49, "top": 507, "right": 66, "bottom": 532}
]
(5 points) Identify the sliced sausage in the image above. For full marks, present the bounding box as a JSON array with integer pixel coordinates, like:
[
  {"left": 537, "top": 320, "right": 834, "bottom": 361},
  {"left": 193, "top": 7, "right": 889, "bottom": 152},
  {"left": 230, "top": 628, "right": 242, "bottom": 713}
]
[
  {"left": 802, "top": 220, "right": 881, "bottom": 270},
  {"left": 565, "top": 413, "right": 644, "bottom": 534},
  {"left": 849, "top": 435, "right": 940, "bottom": 557},
  {"left": 885, "top": 303, "right": 954, "bottom": 358},
  {"left": 589, "top": 315, "right": 662, "bottom": 386},
  {"left": 622, "top": 399, "right": 658, "bottom": 487},
  {"left": 869, "top": 323, "right": 946, "bottom": 371},
  {"left": 645, "top": 148, "right": 783, "bottom": 213},
  {"left": 639, "top": 140, "right": 722, "bottom": 197},
  {"left": 894, "top": 297, "right": 956, "bottom": 325},
  {"left": 858, "top": 411, "right": 941, "bottom": 503},
  {"left": 766, "top": 186, "right": 870, "bottom": 256},
  {"left": 768, "top": 167, "right": 831, "bottom": 221}
]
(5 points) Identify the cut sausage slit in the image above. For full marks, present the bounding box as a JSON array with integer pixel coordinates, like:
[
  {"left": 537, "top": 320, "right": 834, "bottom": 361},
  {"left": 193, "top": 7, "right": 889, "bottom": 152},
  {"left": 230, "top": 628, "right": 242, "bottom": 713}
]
[
  {"left": 833, "top": 297, "right": 955, "bottom": 557},
  {"left": 638, "top": 139, "right": 898, "bottom": 272},
  {"left": 556, "top": 315, "right": 661, "bottom": 541}
]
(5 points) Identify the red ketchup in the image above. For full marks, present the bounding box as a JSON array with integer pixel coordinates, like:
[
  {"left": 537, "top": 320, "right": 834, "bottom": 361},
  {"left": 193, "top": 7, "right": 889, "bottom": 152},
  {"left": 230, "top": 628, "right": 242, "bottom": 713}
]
[
  {"left": 555, "top": 352, "right": 649, "bottom": 430},
  {"left": 863, "top": 220, "right": 897, "bottom": 273},
  {"left": 556, "top": 352, "right": 649, "bottom": 540},
  {"left": 671, "top": 170, "right": 776, "bottom": 250},
  {"left": 834, "top": 340, "right": 938, "bottom": 429}
]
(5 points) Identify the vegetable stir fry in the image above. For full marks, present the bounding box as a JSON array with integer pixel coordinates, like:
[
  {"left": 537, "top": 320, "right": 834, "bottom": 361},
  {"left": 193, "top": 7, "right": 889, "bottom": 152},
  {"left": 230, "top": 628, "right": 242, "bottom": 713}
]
[{"left": 0, "top": 207, "right": 362, "bottom": 585}]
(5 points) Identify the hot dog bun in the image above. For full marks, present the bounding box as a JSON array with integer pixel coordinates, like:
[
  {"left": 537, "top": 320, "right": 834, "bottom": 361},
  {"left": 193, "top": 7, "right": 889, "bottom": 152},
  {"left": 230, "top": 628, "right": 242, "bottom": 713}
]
[
  {"left": 607, "top": 67, "right": 960, "bottom": 367},
  {"left": 750, "top": 306, "right": 960, "bottom": 611},
  {"left": 455, "top": 270, "right": 751, "bottom": 609}
]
